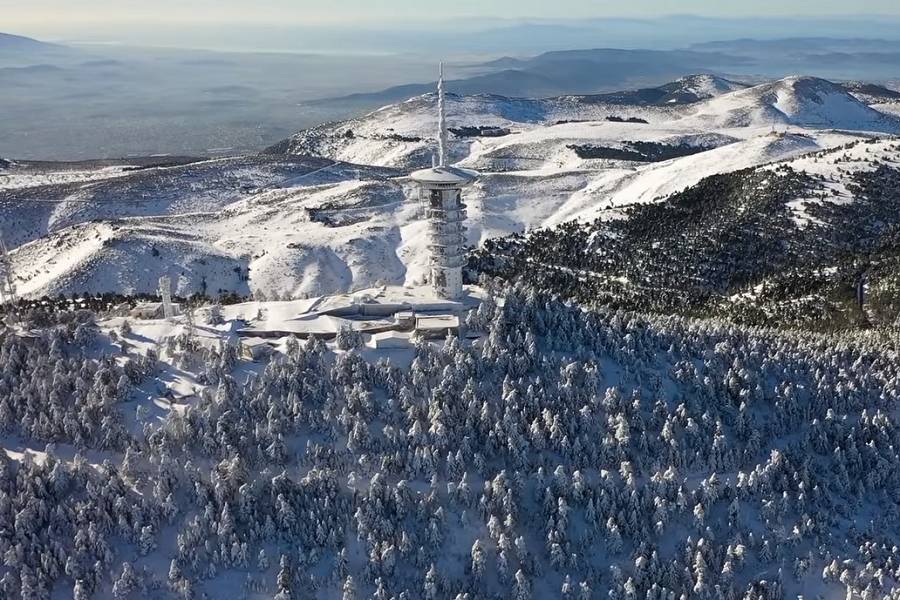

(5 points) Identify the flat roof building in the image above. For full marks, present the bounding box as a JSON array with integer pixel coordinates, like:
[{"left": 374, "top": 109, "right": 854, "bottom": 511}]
[{"left": 415, "top": 314, "right": 460, "bottom": 339}]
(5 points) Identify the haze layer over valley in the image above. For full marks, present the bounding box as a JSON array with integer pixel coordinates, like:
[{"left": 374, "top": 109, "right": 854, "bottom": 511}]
[{"left": 3, "top": 27, "right": 900, "bottom": 160}]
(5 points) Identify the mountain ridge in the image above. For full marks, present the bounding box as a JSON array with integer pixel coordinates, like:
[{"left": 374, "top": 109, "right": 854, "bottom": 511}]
[
  {"left": 684, "top": 75, "right": 900, "bottom": 132},
  {"left": 269, "top": 75, "right": 900, "bottom": 171},
  {"left": 3, "top": 74, "right": 899, "bottom": 302},
  {"left": 0, "top": 32, "right": 63, "bottom": 52}
]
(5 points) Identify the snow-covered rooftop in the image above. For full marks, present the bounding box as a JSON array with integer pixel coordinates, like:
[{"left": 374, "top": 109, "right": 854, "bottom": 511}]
[{"left": 410, "top": 165, "right": 478, "bottom": 186}]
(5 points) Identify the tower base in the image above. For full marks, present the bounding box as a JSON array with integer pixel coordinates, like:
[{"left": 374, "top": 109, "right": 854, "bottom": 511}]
[{"left": 432, "top": 266, "right": 463, "bottom": 300}]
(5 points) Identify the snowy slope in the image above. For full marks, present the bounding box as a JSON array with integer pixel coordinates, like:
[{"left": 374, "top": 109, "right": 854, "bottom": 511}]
[
  {"left": 4, "top": 76, "right": 898, "bottom": 299},
  {"left": 0, "top": 156, "right": 394, "bottom": 249},
  {"left": 543, "top": 130, "right": 844, "bottom": 225},
  {"left": 270, "top": 76, "right": 898, "bottom": 173},
  {"left": 763, "top": 137, "right": 900, "bottom": 227},
  {"left": 657, "top": 74, "right": 748, "bottom": 103},
  {"left": 682, "top": 76, "right": 900, "bottom": 133},
  {"left": 7, "top": 128, "right": 871, "bottom": 300},
  {"left": 269, "top": 92, "right": 675, "bottom": 170},
  {"left": 3, "top": 281, "right": 900, "bottom": 599}
]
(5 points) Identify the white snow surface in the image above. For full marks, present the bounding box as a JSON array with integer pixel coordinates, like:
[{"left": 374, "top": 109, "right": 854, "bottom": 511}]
[
  {"left": 3, "top": 75, "right": 899, "bottom": 298},
  {"left": 669, "top": 74, "right": 748, "bottom": 100},
  {"left": 0, "top": 165, "right": 134, "bottom": 191},
  {"left": 681, "top": 76, "right": 900, "bottom": 132}
]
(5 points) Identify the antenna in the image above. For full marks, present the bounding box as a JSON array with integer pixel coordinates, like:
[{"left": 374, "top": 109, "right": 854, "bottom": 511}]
[
  {"left": 438, "top": 62, "right": 448, "bottom": 168},
  {"left": 0, "top": 235, "right": 17, "bottom": 307}
]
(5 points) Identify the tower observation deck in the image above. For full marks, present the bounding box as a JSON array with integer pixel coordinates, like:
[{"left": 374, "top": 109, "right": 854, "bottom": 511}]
[{"left": 410, "top": 63, "right": 477, "bottom": 300}]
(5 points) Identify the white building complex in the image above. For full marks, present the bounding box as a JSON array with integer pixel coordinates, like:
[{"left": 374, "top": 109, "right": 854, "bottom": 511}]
[
  {"left": 232, "top": 67, "right": 483, "bottom": 347},
  {"left": 410, "top": 64, "right": 477, "bottom": 300}
]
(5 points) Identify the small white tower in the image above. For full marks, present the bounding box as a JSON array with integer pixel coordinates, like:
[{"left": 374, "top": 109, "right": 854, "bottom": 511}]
[
  {"left": 158, "top": 276, "right": 175, "bottom": 320},
  {"left": 0, "top": 236, "right": 17, "bottom": 307},
  {"left": 410, "top": 63, "right": 477, "bottom": 300}
]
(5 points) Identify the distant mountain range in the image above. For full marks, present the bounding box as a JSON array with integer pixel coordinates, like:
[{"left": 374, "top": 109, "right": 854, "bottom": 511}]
[
  {"left": 269, "top": 74, "right": 900, "bottom": 172},
  {"left": 690, "top": 37, "right": 900, "bottom": 55},
  {"left": 3, "top": 30, "right": 900, "bottom": 162},
  {"left": 309, "top": 49, "right": 755, "bottom": 109},
  {"left": 310, "top": 42, "right": 900, "bottom": 114},
  {"left": 0, "top": 32, "right": 62, "bottom": 53}
]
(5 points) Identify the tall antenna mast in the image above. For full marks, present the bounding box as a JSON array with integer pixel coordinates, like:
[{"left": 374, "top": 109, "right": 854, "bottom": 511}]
[
  {"left": 0, "top": 235, "right": 17, "bottom": 308},
  {"left": 438, "top": 62, "right": 448, "bottom": 168}
]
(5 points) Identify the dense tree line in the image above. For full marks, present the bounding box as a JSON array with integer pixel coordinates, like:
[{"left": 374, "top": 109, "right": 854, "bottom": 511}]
[
  {"left": 472, "top": 139, "right": 900, "bottom": 330},
  {"left": 1, "top": 279, "right": 899, "bottom": 598},
  {"left": 567, "top": 141, "right": 710, "bottom": 162}
]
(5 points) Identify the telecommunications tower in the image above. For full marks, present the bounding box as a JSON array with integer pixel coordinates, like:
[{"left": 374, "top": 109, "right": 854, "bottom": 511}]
[{"left": 410, "top": 63, "right": 477, "bottom": 300}]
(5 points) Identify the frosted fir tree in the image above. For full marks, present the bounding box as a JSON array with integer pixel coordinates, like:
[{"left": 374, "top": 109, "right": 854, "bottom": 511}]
[
  {"left": 471, "top": 540, "right": 486, "bottom": 580},
  {"left": 73, "top": 579, "right": 90, "bottom": 600},
  {"left": 342, "top": 575, "right": 358, "bottom": 600},
  {"left": 258, "top": 549, "right": 269, "bottom": 572},
  {"left": 112, "top": 562, "right": 137, "bottom": 599},
  {"left": 74, "top": 320, "right": 98, "bottom": 346},
  {"left": 513, "top": 570, "right": 531, "bottom": 600},
  {"left": 168, "top": 560, "right": 182, "bottom": 586},
  {"left": 374, "top": 577, "right": 389, "bottom": 600},
  {"left": 579, "top": 581, "right": 592, "bottom": 600},
  {"left": 335, "top": 324, "right": 363, "bottom": 351},
  {"left": 275, "top": 554, "right": 293, "bottom": 599},
  {"left": 424, "top": 564, "right": 440, "bottom": 600},
  {"left": 138, "top": 525, "right": 156, "bottom": 556},
  {"left": 207, "top": 302, "right": 224, "bottom": 325}
]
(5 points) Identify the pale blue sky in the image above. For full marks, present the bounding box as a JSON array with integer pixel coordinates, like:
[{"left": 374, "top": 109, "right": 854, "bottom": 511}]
[{"left": 5, "top": 0, "right": 900, "bottom": 28}]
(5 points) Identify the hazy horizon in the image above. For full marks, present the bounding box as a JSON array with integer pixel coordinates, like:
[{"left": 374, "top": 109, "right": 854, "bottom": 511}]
[
  {"left": 4, "top": 6, "right": 900, "bottom": 161},
  {"left": 8, "top": 0, "right": 900, "bottom": 29},
  {"left": 6, "top": 9, "right": 900, "bottom": 55}
]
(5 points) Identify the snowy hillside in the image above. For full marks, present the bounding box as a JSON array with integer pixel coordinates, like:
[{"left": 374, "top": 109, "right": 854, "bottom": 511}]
[
  {"left": 683, "top": 76, "right": 900, "bottom": 132},
  {"left": 4, "top": 68, "right": 900, "bottom": 600},
  {"left": 1, "top": 281, "right": 900, "bottom": 598},
  {"left": 656, "top": 74, "right": 748, "bottom": 103},
  {"left": 2, "top": 75, "right": 899, "bottom": 300},
  {"left": 476, "top": 137, "right": 900, "bottom": 329},
  {"left": 840, "top": 81, "right": 900, "bottom": 105},
  {"left": 266, "top": 92, "right": 676, "bottom": 171},
  {"left": 270, "top": 76, "right": 898, "bottom": 171}
]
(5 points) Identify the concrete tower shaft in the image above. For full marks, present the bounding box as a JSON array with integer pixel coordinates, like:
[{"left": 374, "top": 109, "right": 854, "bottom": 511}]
[{"left": 410, "top": 64, "right": 477, "bottom": 300}]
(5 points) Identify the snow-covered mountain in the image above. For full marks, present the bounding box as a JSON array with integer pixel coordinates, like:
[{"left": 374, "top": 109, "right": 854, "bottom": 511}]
[
  {"left": 271, "top": 76, "right": 900, "bottom": 171},
  {"left": 268, "top": 75, "right": 752, "bottom": 171},
  {"left": 3, "top": 75, "right": 898, "bottom": 300},
  {"left": 5, "top": 274, "right": 900, "bottom": 599},
  {"left": 7, "top": 40, "right": 900, "bottom": 600},
  {"left": 266, "top": 92, "right": 677, "bottom": 170},
  {"left": 655, "top": 74, "right": 748, "bottom": 103},
  {"left": 478, "top": 136, "right": 900, "bottom": 329},
  {"left": 840, "top": 81, "right": 900, "bottom": 105},
  {"left": 270, "top": 75, "right": 748, "bottom": 170},
  {"left": 684, "top": 76, "right": 900, "bottom": 132}
]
